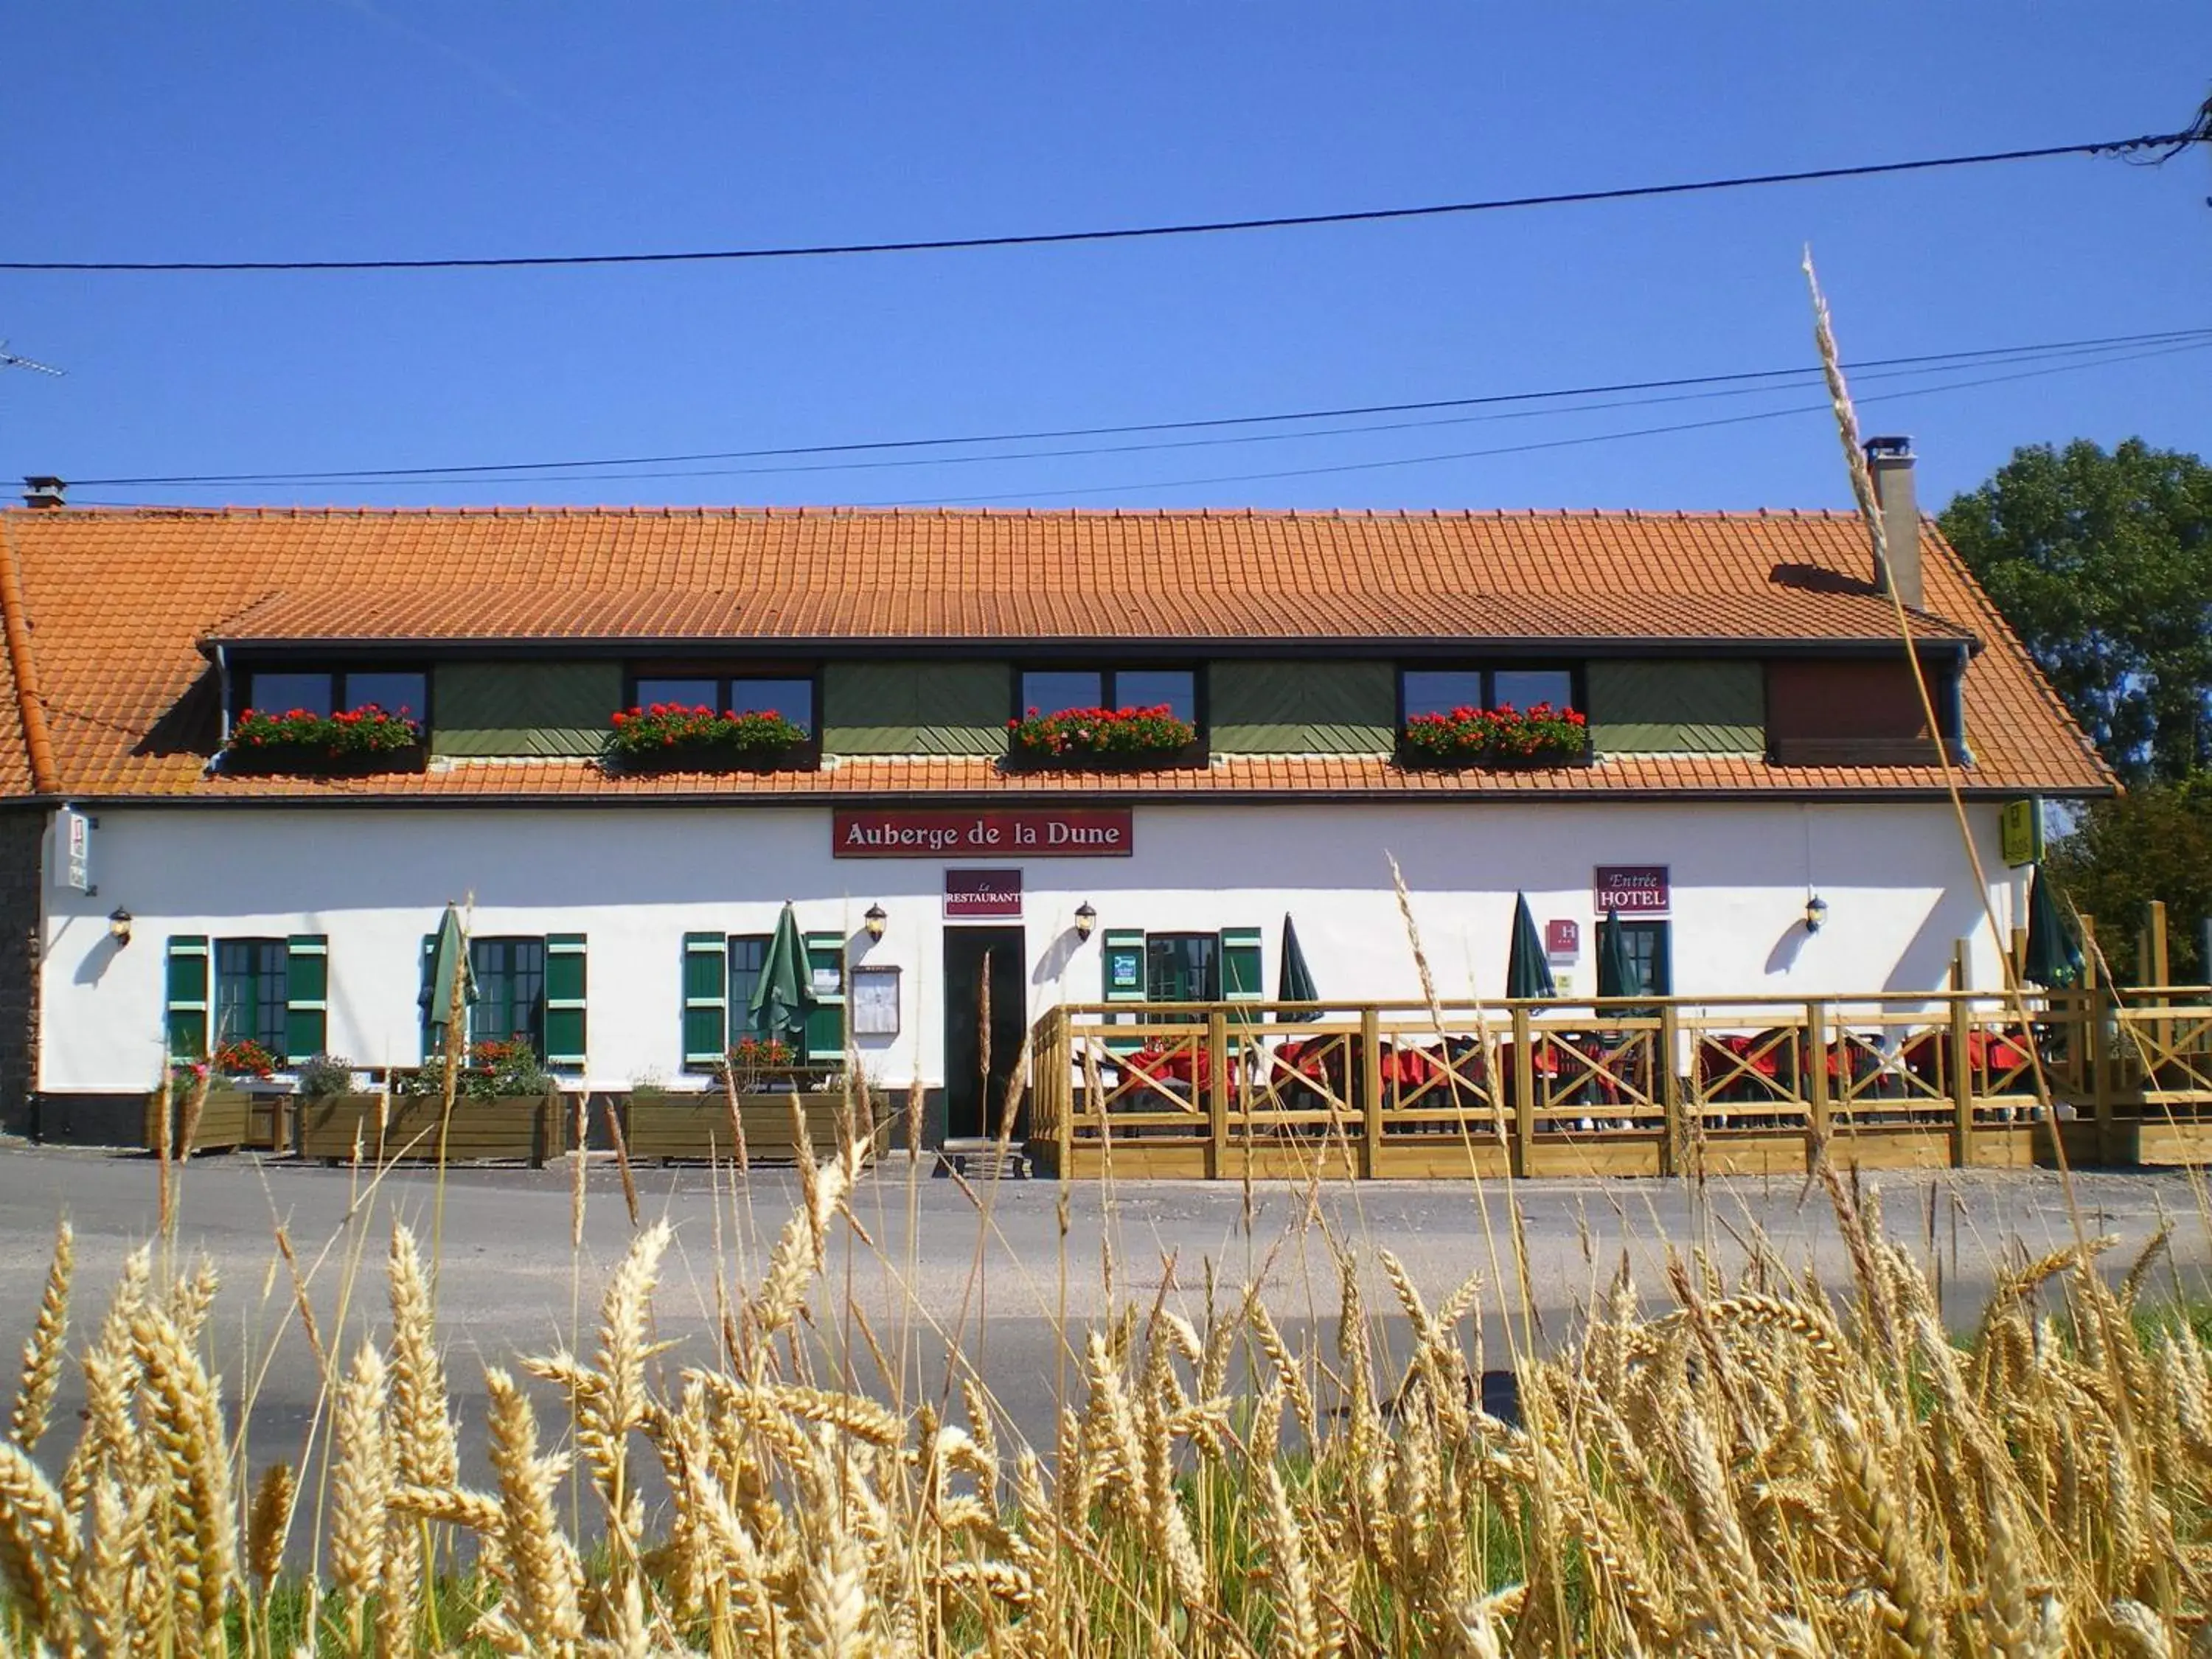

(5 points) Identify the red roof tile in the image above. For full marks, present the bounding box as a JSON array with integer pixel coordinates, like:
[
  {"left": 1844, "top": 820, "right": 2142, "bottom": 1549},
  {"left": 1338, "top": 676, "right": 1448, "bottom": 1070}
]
[{"left": 0, "top": 504, "right": 2112, "bottom": 801}]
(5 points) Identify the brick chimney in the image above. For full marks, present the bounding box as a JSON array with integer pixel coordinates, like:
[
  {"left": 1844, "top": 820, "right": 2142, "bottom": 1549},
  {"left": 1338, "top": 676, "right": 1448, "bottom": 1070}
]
[
  {"left": 20, "top": 477, "right": 65, "bottom": 511},
  {"left": 1862, "top": 438, "right": 1921, "bottom": 609}
]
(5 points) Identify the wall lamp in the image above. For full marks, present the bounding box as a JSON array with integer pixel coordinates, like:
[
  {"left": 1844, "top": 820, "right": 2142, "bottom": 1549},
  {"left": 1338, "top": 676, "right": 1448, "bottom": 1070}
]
[
  {"left": 863, "top": 902, "right": 888, "bottom": 942},
  {"left": 107, "top": 906, "right": 133, "bottom": 947},
  {"left": 1074, "top": 901, "right": 1097, "bottom": 940},
  {"left": 1804, "top": 894, "right": 1829, "bottom": 935}
]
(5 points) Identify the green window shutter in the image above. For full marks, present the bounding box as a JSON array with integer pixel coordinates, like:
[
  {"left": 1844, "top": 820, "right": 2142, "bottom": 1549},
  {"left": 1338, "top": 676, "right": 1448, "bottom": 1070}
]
[
  {"left": 166, "top": 936, "right": 210, "bottom": 1061},
  {"left": 682, "top": 932, "right": 728, "bottom": 1071},
  {"left": 283, "top": 934, "right": 328, "bottom": 1062},
  {"left": 802, "top": 931, "right": 846, "bottom": 1061},
  {"left": 1102, "top": 929, "right": 1147, "bottom": 1004},
  {"left": 1220, "top": 928, "right": 1263, "bottom": 1021},
  {"left": 544, "top": 933, "right": 587, "bottom": 1071}
]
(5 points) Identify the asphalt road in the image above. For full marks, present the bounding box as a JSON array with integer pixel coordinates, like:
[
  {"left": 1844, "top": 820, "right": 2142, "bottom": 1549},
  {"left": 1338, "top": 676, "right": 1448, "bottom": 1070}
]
[{"left": 1, "top": 1144, "right": 2205, "bottom": 1554}]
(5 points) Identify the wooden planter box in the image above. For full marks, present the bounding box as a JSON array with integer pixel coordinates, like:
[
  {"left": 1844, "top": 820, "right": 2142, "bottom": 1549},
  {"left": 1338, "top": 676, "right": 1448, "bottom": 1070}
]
[
  {"left": 293, "top": 1093, "right": 563, "bottom": 1166},
  {"left": 220, "top": 742, "right": 428, "bottom": 778},
  {"left": 605, "top": 743, "right": 817, "bottom": 775},
  {"left": 625, "top": 1091, "right": 888, "bottom": 1165},
  {"left": 243, "top": 1091, "right": 291, "bottom": 1153},
  {"left": 145, "top": 1086, "right": 254, "bottom": 1156}
]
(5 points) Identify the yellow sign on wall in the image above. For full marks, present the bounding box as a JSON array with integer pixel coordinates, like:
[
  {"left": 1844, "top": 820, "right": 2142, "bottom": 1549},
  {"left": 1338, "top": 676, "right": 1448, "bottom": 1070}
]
[{"left": 2000, "top": 798, "right": 2043, "bottom": 868}]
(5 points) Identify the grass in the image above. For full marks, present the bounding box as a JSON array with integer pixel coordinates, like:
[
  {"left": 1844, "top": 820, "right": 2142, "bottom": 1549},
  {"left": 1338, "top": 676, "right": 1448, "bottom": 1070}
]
[{"left": 4, "top": 1099, "right": 2212, "bottom": 1656}]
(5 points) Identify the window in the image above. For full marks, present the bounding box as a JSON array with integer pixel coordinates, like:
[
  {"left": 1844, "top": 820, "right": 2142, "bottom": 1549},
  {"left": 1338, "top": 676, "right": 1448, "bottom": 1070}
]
[
  {"left": 1101, "top": 928, "right": 1263, "bottom": 1026},
  {"left": 1401, "top": 666, "right": 1579, "bottom": 719},
  {"left": 471, "top": 937, "right": 546, "bottom": 1050},
  {"left": 1020, "top": 666, "right": 1197, "bottom": 723},
  {"left": 681, "top": 931, "right": 844, "bottom": 1069},
  {"left": 727, "top": 933, "right": 771, "bottom": 1039},
  {"left": 167, "top": 933, "right": 327, "bottom": 1063},
  {"left": 243, "top": 668, "right": 428, "bottom": 720},
  {"left": 215, "top": 939, "right": 288, "bottom": 1054},
  {"left": 1146, "top": 933, "right": 1220, "bottom": 1003},
  {"left": 419, "top": 933, "right": 586, "bottom": 1070},
  {"left": 1618, "top": 921, "right": 1672, "bottom": 998},
  {"left": 632, "top": 673, "right": 815, "bottom": 733}
]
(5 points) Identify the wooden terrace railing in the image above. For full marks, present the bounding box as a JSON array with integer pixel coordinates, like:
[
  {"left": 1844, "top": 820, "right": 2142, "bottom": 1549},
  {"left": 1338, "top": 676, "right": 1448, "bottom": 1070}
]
[{"left": 1023, "top": 987, "right": 2212, "bottom": 1180}]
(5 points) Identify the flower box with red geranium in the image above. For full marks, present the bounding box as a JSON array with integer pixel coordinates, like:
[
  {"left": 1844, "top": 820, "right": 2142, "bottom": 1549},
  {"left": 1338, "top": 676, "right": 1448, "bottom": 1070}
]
[
  {"left": 1398, "top": 703, "right": 1591, "bottom": 769},
  {"left": 220, "top": 706, "right": 426, "bottom": 776},
  {"left": 1006, "top": 705, "right": 1201, "bottom": 770},
  {"left": 605, "top": 704, "right": 815, "bottom": 773}
]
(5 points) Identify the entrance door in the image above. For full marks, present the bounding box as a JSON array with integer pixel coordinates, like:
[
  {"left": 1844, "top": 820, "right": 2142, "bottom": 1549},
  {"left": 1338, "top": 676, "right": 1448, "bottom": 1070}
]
[{"left": 942, "top": 927, "right": 1028, "bottom": 1141}]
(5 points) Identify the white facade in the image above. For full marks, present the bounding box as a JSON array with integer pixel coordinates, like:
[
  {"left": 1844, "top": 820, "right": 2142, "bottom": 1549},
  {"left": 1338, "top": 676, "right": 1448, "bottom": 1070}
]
[{"left": 37, "top": 799, "right": 2023, "bottom": 1096}]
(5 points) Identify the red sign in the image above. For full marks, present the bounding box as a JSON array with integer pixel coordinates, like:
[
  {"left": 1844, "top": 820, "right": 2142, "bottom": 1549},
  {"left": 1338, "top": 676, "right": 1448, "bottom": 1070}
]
[
  {"left": 1544, "top": 919, "right": 1580, "bottom": 956},
  {"left": 945, "top": 868, "right": 1023, "bottom": 919},
  {"left": 1594, "top": 865, "right": 1670, "bottom": 914},
  {"left": 833, "top": 808, "right": 1133, "bottom": 858}
]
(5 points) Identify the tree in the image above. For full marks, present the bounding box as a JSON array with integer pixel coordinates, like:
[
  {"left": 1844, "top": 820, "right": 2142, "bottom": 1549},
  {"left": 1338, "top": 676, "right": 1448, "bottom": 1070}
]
[
  {"left": 1939, "top": 438, "right": 2212, "bottom": 783},
  {"left": 2045, "top": 776, "right": 2212, "bottom": 984}
]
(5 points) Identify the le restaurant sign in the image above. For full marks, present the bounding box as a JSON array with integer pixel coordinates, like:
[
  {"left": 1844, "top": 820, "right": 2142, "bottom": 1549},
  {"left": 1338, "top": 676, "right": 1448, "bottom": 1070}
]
[{"left": 833, "top": 808, "right": 1134, "bottom": 858}]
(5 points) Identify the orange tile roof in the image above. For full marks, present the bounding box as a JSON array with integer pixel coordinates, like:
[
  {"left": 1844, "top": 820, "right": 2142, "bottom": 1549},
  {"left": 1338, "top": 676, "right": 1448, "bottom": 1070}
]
[{"left": 0, "top": 504, "right": 2111, "bottom": 802}]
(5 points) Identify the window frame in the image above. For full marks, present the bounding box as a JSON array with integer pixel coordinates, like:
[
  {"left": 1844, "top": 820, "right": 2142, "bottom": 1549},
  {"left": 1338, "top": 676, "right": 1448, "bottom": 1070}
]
[
  {"left": 1395, "top": 661, "right": 1585, "bottom": 728},
  {"left": 1010, "top": 662, "right": 1208, "bottom": 759},
  {"left": 237, "top": 663, "right": 433, "bottom": 726}
]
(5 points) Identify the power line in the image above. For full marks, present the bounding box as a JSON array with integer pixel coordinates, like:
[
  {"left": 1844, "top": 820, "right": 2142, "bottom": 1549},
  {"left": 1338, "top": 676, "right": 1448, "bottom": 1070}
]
[
  {"left": 857, "top": 338, "right": 2212, "bottom": 507},
  {"left": 64, "top": 326, "right": 2212, "bottom": 490},
  {"left": 5, "top": 131, "right": 2199, "bottom": 276}
]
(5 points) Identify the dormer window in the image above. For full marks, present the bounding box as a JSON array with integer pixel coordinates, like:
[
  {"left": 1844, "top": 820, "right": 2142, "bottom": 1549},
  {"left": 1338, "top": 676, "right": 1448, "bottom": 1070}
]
[
  {"left": 241, "top": 668, "right": 428, "bottom": 721},
  {"left": 631, "top": 672, "right": 815, "bottom": 733},
  {"left": 1018, "top": 667, "right": 1197, "bottom": 723}
]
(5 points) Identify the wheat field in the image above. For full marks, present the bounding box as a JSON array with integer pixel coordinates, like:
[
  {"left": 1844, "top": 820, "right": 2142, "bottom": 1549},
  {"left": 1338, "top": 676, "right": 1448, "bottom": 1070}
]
[{"left": 3, "top": 1090, "right": 2211, "bottom": 1659}]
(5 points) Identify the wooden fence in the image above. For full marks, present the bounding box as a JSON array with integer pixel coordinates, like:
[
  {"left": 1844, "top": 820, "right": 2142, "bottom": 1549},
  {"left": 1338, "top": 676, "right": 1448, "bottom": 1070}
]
[{"left": 1024, "top": 984, "right": 2212, "bottom": 1180}]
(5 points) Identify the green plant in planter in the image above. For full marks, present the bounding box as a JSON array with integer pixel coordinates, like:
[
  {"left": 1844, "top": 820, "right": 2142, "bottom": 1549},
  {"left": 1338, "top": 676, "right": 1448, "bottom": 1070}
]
[
  {"left": 293, "top": 1053, "right": 357, "bottom": 1099},
  {"left": 393, "top": 1037, "right": 554, "bottom": 1099},
  {"left": 1007, "top": 704, "right": 1197, "bottom": 762},
  {"left": 606, "top": 704, "right": 810, "bottom": 770},
  {"left": 226, "top": 705, "right": 421, "bottom": 758},
  {"left": 1400, "top": 702, "right": 1590, "bottom": 767},
  {"left": 211, "top": 1038, "right": 280, "bottom": 1081}
]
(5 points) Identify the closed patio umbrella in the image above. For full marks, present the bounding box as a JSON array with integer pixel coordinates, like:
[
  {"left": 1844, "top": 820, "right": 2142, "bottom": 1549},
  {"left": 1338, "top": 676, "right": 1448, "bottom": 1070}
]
[
  {"left": 1596, "top": 907, "right": 1639, "bottom": 1002},
  {"left": 1506, "top": 893, "right": 1557, "bottom": 1000},
  {"left": 2023, "top": 866, "right": 2082, "bottom": 988},
  {"left": 1277, "top": 914, "right": 1321, "bottom": 1020},
  {"left": 748, "top": 902, "right": 820, "bottom": 1042},
  {"left": 421, "top": 902, "right": 475, "bottom": 1056}
]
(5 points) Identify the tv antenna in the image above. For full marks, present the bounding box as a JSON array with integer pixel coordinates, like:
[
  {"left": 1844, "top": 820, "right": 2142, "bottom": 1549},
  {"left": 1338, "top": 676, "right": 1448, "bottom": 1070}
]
[{"left": 0, "top": 341, "right": 64, "bottom": 378}]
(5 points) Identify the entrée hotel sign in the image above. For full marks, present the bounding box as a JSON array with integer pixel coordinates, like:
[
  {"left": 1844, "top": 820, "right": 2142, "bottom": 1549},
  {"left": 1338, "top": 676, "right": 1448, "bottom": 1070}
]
[
  {"left": 833, "top": 808, "right": 1133, "bottom": 858},
  {"left": 1593, "top": 865, "right": 1670, "bottom": 914}
]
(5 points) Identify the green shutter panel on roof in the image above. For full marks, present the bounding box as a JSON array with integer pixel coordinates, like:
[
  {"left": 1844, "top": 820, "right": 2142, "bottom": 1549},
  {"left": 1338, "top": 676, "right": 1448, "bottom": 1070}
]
[
  {"left": 431, "top": 662, "right": 624, "bottom": 757},
  {"left": 165, "top": 936, "right": 210, "bottom": 1061},
  {"left": 1208, "top": 661, "right": 1395, "bottom": 753},
  {"left": 682, "top": 933, "right": 728, "bottom": 1070},
  {"left": 1586, "top": 661, "right": 1764, "bottom": 754},
  {"left": 823, "top": 661, "right": 1009, "bottom": 756},
  {"left": 1220, "top": 927, "right": 1263, "bottom": 1022},
  {"left": 544, "top": 933, "right": 587, "bottom": 1071},
  {"left": 283, "top": 934, "right": 328, "bottom": 1062},
  {"left": 802, "top": 931, "right": 846, "bottom": 1060}
]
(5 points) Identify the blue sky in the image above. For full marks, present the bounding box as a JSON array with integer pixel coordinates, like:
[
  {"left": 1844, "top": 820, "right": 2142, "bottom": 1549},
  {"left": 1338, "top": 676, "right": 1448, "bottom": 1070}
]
[{"left": 3, "top": 5, "right": 2207, "bottom": 513}]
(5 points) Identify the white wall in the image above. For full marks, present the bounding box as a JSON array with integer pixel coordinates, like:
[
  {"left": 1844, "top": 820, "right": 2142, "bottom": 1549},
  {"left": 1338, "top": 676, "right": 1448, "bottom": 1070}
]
[{"left": 38, "top": 799, "right": 2022, "bottom": 1093}]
